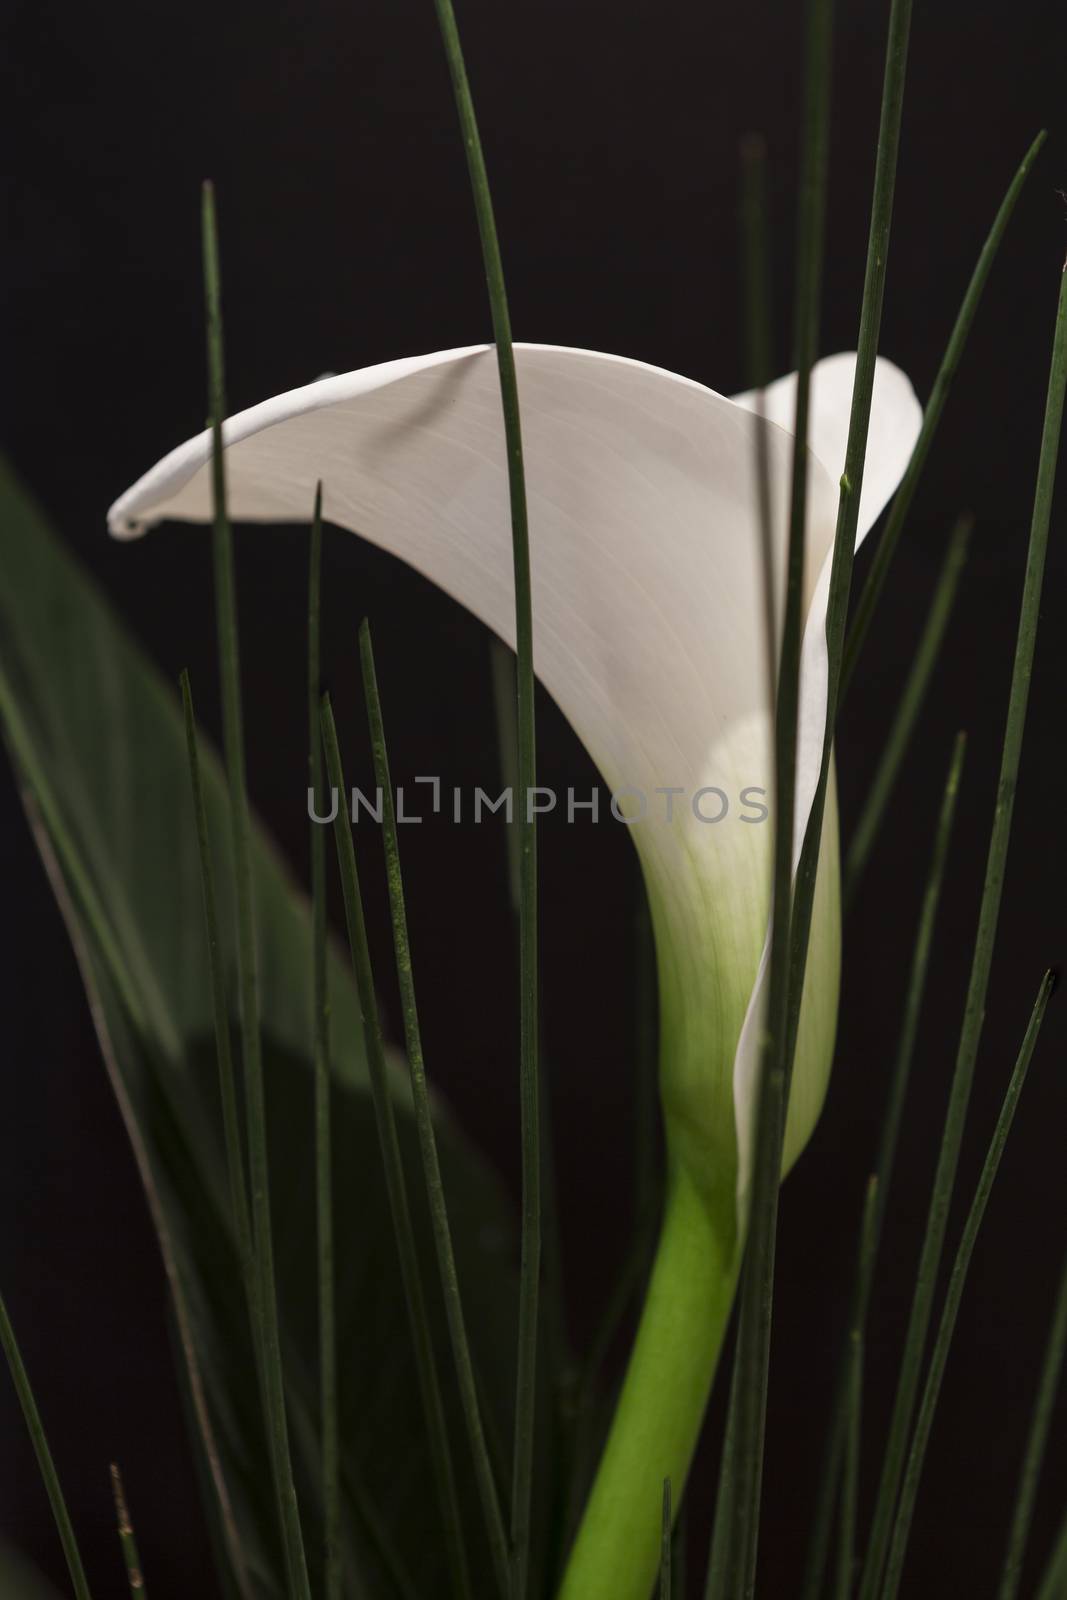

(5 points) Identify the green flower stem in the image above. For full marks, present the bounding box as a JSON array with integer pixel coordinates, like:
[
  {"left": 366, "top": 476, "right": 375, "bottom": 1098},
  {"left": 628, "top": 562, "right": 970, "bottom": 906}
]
[{"left": 557, "top": 1164, "right": 738, "bottom": 1600}]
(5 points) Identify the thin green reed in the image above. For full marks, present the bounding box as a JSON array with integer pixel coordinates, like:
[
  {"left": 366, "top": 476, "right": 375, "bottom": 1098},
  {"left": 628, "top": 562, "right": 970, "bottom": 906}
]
[
  {"left": 307, "top": 488, "right": 341, "bottom": 1600},
  {"left": 731, "top": 0, "right": 916, "bottom": 1591},
  {"left": 0, "top": 1293, "right": 93, "bottom": 1600},
  {"left": 180, "top": 671, "right": 254, "bottom": 1282},
  {"left": 320, "top": 693, "right": 474, "bottom": 1600},
  {"left": 841, "top": 131, "right": 1046, "bottom": 698},
  {"left": 858, "top": 246, "right": 1067, "bottom": 1600},
  {"left": 845, "top": 516, "right": 972, "bottom": 903},
  {"left": 200, "top": 181, "right": 310, "bottom": 1600},
  {"left": 428, "top": 6, "right": 541, "bottom": 1588},
  {"left": 835, "top": 1176, "right": 879, "bottom": 1600},
  {"left": 881, "top": 970, "right": 1055, "bottom": 1600},
  {"left": 359, "top": 620, "right": 511, "bottom": 1596},
  {"left": 801, "top": 733, "right": 966, "bottom": 1600},
  {"left": 999, "top": 1245, "right": 1067, "bottom": 1600},
  {"left": 713, "top": 0, "right": 835, "bottom": 1585}
]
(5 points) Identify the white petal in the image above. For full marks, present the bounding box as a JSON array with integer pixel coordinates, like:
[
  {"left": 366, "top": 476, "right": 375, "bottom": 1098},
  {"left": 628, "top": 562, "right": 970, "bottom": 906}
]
[
  {"left": 109, "top": 342, "right": 920, "bottom": 1228},
  {"left": 732, "top": 351, "right": 922, "bottom": 542}
]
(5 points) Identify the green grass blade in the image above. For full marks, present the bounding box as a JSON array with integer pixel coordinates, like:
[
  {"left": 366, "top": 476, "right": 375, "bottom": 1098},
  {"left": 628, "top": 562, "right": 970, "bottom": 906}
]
[
  {"left": 357, "top": 621, "right": 509, "bottom": 1596},
  {"left": 110, "top": 1464, "right": 147, "bottom": 1597},
  {"left": 810, "top": 734, "right": 966, "bottom": 1586},
  {"left": 671, "top": 1498, "right": 688, "bottom": 1600},
  {"left": 787, "top": 0, "right": 914, "bottom": 1066},
  {"left": 999, "top": 1244, "right": 1067, "bottom": 1600},
  {"left": 1035, "top": 1507, "right": 1067, "bottom": 1600},
  {"left": 880, "top": 970, "right": 1055, "bottom": 1600},
  {"left": 704, "top": 1312, "right": 742, "bottom": 1598},
  {"left": 490, "top": 635, "right": 569, "bottom": 1553},
  {"left": 844, "top": 516, "right": 972, "bottom": 904},
  {"left": 840, "top": 130, "right": 1046, "bottom": 700},
  {"left": 835, "top": 1176, "right": 878, "bottom": 1600},
  {"left": 739, "top": 131, "right": 778, "bottom": 703},
  {"left": 200, "top": 181, "right": 310, "bottom": 1600},
  {"left": 319, "top": 692, "right": 474, "bottom": 1600},
  {"left": 179, "top": 670, "right": 253, "bottom": 1280},
  {"left": 880, "top": 972, "right": 1055, "bottom": 1596},
  {"left": 489, "top": 638, "right": 521, "bottom": 918},
  {"left": 307, "top": 489, "right": 341, "bottom": 1600},
  {"left": 0, "top": 1292, "right": 93, "bottom": 1600},
  {"left": 428, "top": 8, "right": 540, "bottom": 1587},
  {"left": 738, "top": 0, "right": 915, "bottom": 1586},
  {"left": 801, "top": 732, "right": 965, "bottom": 1599},
  {"left": 660, "top": 1478, "right": 672, "bottom": 1600},
  {"left": 858, "top": 253, "right": 1067, "bottom": 1600},
  {"left": 716, "top": 0, "right": 838, "bottom": 1584}
]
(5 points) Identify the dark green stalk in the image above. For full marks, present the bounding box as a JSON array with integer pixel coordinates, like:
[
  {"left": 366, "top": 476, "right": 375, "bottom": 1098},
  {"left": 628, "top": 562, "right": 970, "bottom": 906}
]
[
  {"left": 880, "top": 970, "right": 1054, "bottom": 1600},
  {"left": 841, "top": 130, "right": 1046, "bottom": 700},
  {"left": 200, "top": 181, "right": 310, "bottom": 1600},
  {"left": 801, "top": 733, "right": 965, "bottom": 1600},
  {"left": 320, "top": 692, "right": 473, "bottom": 1600},
  {"left": 739, "top": 131, "right": 778, "bottom": 703},
  {"left": 490, "top": 636, "right": 569, "bottom": 1557},
  {"left": 110, "top": 1463, "right": 147, "bottom": 1596},
  {"left": 730, "top": 2, "right": 916, "bottom": 1592},
  {"left": 671, "top": 1499, "right": 688, "bottom": 1600},
  {"left": 704, "top": 1313, "right": 742, "bottom": 1597},
  {"left": 0, "top": 1292, "right": 93, "bottom": 1600},
  {"left": 999, "top": 1246, "right": 1067, "bottom": 1600},
  {"left": 786, "top": 0, "right": 914, "bottom": 1069},
  {"left": 1035, "top": 1507, "right": 1067, "bottom": 1600},
  {"left": 859, "top": 255, "right": 1067, "bottom": 1600},
  {"left": 835, "top": 1176, "right": 878, "bottom": 1600},
  {"left": 428, "top": 9, "right": 540, "bottom": 1588},
  {"left": 307, "top": 489, "right": 341, "bottom": 1600},
  {"left": 489, "top": 637, "right": 521, "bottom": 917},
  {"left": 358, "top": 622, "right": 509, "bottom": 1597},
  {"left": 660, "top": 1479, "right": 672, "bottom": 1600},
  {"left": 180, "top": 671, "right": 253, "bottom": 1279},
  {"left": 844, "top": 516, "right": 972, "bottom": 904},
  {"left": 717, "top": 0, "right": 835, "bottom": 1586}
]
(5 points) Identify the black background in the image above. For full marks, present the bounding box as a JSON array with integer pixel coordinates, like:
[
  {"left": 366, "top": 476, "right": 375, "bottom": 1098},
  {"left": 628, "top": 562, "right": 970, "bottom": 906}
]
[{"left": 4, "top": 0, "right": 1067, "bottom": 1594}]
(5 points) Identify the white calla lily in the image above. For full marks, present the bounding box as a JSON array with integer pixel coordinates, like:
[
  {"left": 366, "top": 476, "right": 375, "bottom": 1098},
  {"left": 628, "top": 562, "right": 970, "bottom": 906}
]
[{"left": 109, "top": 341, "right": 920, "bottom": 1597}]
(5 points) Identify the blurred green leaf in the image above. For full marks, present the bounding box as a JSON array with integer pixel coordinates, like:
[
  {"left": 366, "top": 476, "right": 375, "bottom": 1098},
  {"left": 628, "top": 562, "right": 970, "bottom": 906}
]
[
  {"left": 0, "top": 461, "right": 525, "bottom": 1599},
  {"left": 0, "top": 1542, "right": 66, "bottom": 1600}
]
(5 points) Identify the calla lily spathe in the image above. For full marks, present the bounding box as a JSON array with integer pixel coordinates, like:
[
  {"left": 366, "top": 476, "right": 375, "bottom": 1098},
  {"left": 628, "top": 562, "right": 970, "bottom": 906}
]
[
  {"left": 109, "top": 342, "right": 920, "bottom": 1597},
  {"left": 108, "top": 343, "right": 918, "bottom": 1210}
]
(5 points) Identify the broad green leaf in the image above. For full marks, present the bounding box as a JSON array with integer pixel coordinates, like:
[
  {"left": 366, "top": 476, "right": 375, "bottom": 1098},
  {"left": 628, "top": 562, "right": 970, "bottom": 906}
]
[
  {"left": 0, "top": 1542, "right": 66, "bottom": 1600},
  {"left": 0, "top": 459, "right": 527, "bottom": 1599}
]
